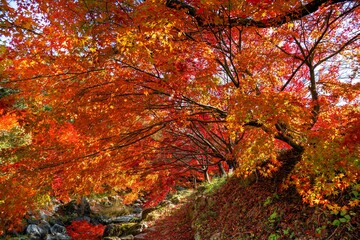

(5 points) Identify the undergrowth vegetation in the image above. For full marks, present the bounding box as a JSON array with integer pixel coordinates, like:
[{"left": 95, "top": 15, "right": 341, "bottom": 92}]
[
  {"left": 90, "top": 197, "right": 133, "bottom": 217},
  {"left": 145, "top": 176, "right": 359, "bottom": 240},
  {"left": 65, "top": 220, "right": 105, "bottom": 240}
]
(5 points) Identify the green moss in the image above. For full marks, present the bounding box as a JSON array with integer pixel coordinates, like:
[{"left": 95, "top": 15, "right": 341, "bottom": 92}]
[
  {"left": 5, "top": 236, "right": 28, "bottom": 240},
  {"left": 200, "top": 176, "right": 228, "bottom": 195},
  {"left": 119, "top": 222, "right": 137, "bottom": 232}
]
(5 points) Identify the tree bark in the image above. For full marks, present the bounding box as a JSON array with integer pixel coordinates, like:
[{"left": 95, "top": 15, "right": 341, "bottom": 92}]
[
  {"left": 218, "top": 161, "right": 227, "bottom": 177},
  {"left": 204, "top": 169, "right": 211, "bottom": 183}
]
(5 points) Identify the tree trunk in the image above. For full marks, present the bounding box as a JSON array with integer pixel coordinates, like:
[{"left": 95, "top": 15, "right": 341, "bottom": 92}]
[
  {"left": 204, "top": 169, "right": 211, "bottom": 183},
  {"left": 246, "top": 149, "right": 303, "bottom": 186},
  {"left": 193, "top": 175, "right": 197, "bottom": 189},
  {"left": 226, "top": 159, "right": 237, "bottom": 174},
  {"left": 274, "top": 149, "right": 303, "bottom": 183},
  {"left": 218, "top": 161, "right": 227, "bottom": 177}
]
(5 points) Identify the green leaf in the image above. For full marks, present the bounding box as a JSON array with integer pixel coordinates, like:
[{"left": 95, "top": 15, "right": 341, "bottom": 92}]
[
  {"left": 268, "top": 233, "right": 279, "bottom": 240},
  {"left": 332, "top": 219, "right": 340, "bottom": 226},
  {"left": 352, "top": 190, "right": 359, "bottom": 198},
  {"left": 269, "top": 211, "right": 278, "bottom": 220},
  {"left": 340, "top": 210, "right": 347, "bottom": 216}
]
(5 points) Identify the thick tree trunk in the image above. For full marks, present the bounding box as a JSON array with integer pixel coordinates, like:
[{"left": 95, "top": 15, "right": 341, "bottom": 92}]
[
  {"left": 274, "top": 149, "right": 303, "bottom": 183},
  {"left": 246, "top": 148, "right": 303, "bottom": 185}
]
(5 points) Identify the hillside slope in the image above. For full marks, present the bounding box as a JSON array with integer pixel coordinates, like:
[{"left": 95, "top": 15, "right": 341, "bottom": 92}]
[{"left": 144, "top": 176, "right": 359, "bottom": 240}]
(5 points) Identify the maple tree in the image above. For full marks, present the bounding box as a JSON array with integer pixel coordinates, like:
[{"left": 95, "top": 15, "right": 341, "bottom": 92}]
[{"left": 0, "top": 0, "right": 359, "bottom": 233}]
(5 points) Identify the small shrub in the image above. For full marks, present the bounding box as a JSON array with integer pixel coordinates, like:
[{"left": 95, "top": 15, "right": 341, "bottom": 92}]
[
  {"left": 201, "top": 177, "right": 228, "bottom": 194},
  {"left": 66, "top": 220, "right": 105, "bottom": 240}
]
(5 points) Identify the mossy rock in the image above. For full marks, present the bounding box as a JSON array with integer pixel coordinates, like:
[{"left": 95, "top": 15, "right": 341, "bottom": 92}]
[
  {"left": 56, "top": 200, "right": 77, "bottom": 215},
  {"left": 103, "top": 223, "right": 142, "bottom": 237},
  {"left": 169, "top": 195, "right": 181, "bottom": 204},
  {"left": 141, "top": 207, "right": 157, "bottom": 221},
  {"left": 120, "top": 223, "right": 137, "bottom": 233},
  {"left": 4, "top": 236, "right": 28, "bottom": 240},
  {"left": 103, "top": 224, "right": 125, "bottom": 237}
]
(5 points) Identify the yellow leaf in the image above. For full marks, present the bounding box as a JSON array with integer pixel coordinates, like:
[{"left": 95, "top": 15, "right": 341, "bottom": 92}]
[{"left": 349, "top": 199, "right": 359, "bottom": 207}]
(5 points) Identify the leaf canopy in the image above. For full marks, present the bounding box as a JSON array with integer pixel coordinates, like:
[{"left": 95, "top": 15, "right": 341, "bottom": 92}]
[{"left": 0, "top": 0, "right": 359, "bottom": 233}]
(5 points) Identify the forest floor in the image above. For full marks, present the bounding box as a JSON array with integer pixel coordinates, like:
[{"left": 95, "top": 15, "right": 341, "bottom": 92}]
[
  {"left": 143, "top": 175, "right": 359, "bottom": 240},
  {"left": 3, "top": 172, "right": 359, "bottom": 239}
]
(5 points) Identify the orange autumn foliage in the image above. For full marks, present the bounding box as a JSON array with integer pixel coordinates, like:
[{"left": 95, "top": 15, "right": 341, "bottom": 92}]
[
  {"left": 0, "top": 0, "right": 359, "bottom": 234},
  {"left": 0, "top": 112, "right": 17, "bottom": 131}
]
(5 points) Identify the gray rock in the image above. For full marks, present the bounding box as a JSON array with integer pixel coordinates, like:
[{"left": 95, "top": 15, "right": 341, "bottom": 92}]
[
  {"left": 141, "top": 208, "right": 156, "bottom": 220},
  {"left": 98, "top": 216, "right": 110, "bottom": 224},
  {"left": 26, "top": 224, "right": 45, "bottom": 239},
  {"left": 103, "top": 224, "right": 124, "bottom": 237},
  {"left": 103, "top": 214, "right": 136, "bottom": 224},
  {"left": 128, "top": 223, "right": 145, "bottom": 235},
  {"left": 132, "top": 203, "right": 142, "bottom": 208},
  {"left": 113, "top": 215, "right": 136, "bottom": 223},
  {"left": 50, "top": 224, "right": 67, "bottom": 235},
  {"left": 56, "top": 200, "right": 77, "bottom": 216},
  {"left": 120, "top": 235, "right": 134, "bottom": 240},
  {"left": 39, "top": 210, "right": 50, "bottom": 220},
  {"left": 48, "top": 218, "right": 64, "bottom": 227},
  {"left": 134, "top": 233, "right": 148, "bottom": 240},
  {"left": 78, "top": 197, "right": 91, "bottom": 216},
  {"left": 45, "top": 233, "right": 71, "bottom": 240},
  {"left": 74, "top": 216, "right": 91, "bottom": 222},
  {"left": 38, "top": 220, "right": 51, "bottom": 235},
  {"left": 146, "top": 227, "right": 156, "bottom": 232},
  {"left": 140, "top": 222, "right": 148, "bottom": 230},
  {"left": 102, "top": 222, "right": 144, "bottom": 238},
  {"left": 55, "top": 198, "right": 91, "bottom": 218},
  {"left": 175, "top": 185, "right": 187, "bottom": 191},
  {"left": 132, "top": 207, "right": 142, "bottom": 214}
]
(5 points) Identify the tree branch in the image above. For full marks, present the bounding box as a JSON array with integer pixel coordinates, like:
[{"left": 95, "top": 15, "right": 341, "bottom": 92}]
[
  {"left": 245, "top": 121, "right": 304, "bottom": 152},
  {"left": 166, "top": 0, "right": 350, "bottom": 28}
]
